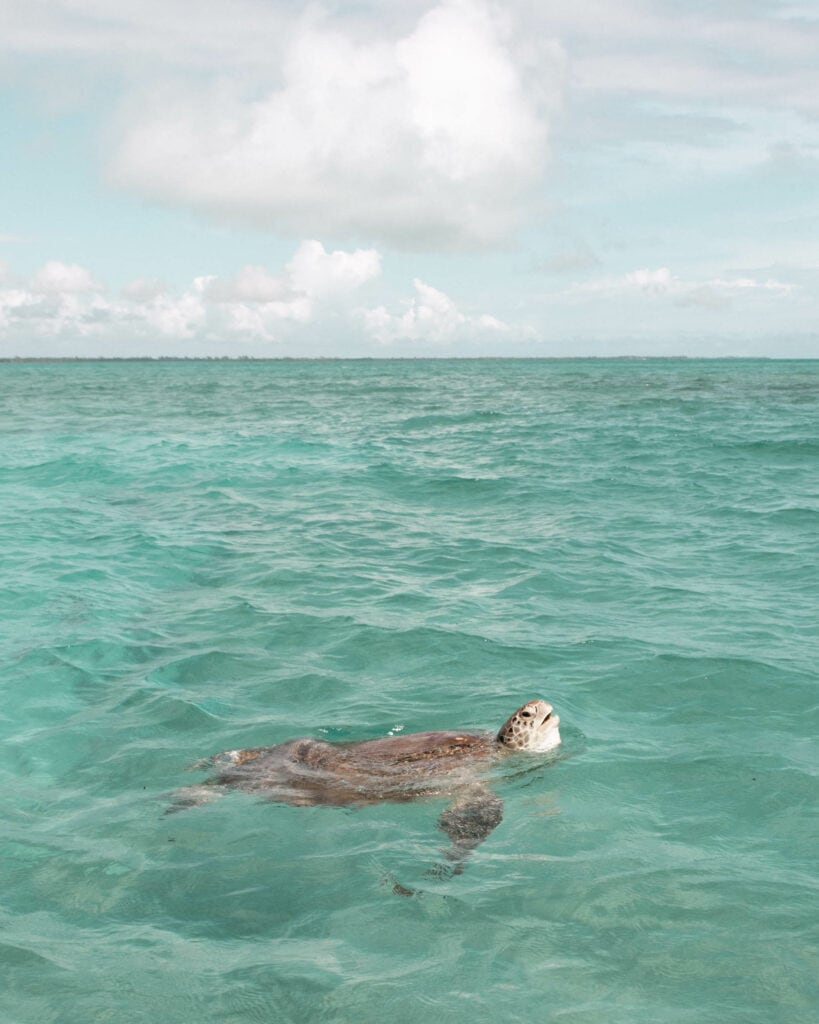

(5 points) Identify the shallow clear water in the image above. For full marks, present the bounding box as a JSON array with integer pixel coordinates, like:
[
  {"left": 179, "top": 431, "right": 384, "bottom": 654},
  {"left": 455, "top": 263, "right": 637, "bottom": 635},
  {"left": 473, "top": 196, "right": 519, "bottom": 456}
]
[{"left": 1, "top": 358, "right": 817, "bottom": 1023}]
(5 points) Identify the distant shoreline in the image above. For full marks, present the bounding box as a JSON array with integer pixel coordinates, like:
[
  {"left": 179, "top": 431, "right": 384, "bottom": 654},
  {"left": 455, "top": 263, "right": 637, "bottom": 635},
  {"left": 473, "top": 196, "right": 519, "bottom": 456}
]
[{"left": 1, "top": 355, "right": 813, "bottom": 364}]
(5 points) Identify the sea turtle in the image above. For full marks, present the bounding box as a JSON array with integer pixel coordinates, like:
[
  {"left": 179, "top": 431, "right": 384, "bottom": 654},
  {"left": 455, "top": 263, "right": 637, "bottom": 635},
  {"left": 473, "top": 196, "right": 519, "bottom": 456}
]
[{"left": 170, "top": 698, "right": 561, "bottom": 884}]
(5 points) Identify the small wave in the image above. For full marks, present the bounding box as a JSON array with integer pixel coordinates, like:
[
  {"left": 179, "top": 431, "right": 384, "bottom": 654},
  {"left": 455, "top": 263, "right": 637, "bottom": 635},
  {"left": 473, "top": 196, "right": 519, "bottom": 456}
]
[{"left": 398, "top": 410, "right": 504, "bottom": 431}]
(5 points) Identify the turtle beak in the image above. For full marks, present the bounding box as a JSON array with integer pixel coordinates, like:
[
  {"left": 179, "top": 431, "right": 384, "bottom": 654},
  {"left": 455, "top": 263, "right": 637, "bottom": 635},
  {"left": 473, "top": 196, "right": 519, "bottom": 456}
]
[
  {"left": 539, "top": 703, "right": 559, "bottom": 735},
  {"left": 535, "top": 702, "right": 561, "bottom": 751}
]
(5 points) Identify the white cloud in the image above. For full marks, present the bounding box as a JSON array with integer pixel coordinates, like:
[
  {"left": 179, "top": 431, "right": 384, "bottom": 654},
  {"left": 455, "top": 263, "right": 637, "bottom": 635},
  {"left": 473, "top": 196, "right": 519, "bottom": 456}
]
[
  {"left": 108, "top": 2, "right": 563, "bottom": 248},
  {"left": 532, "top": 0, "right": 819, "bottom": 112},
  {"left": 142, "top": 288, "right": 206, "bottom": 339},
  {"left": 0, "top": 0, "right": 295, "bottom": 74},
  {"left": 135, "top": 240, "right": 380, "bottom": 339},
  {"left": 121, "top": 277, "right": 169, "bottom": 302},
  {"left": 201, "top": 240, "right": 380, "bottom": 307},
  {"left": 362, "top": 277, "right": 511, "bottom": 345},
  {"left": 30, "top": 260, "right": 100, "bottom": 292},
  {"left": 1, "top": 243, "right": 492, "bottom": 352},
  {"left": 285, "top": 240, "right": 381, "bottom": 298},
  {"left": 204, "top": 265, "right": 286, "bottom": 304},
  {"left": 568, "top": 266, "right": 798, "bottom": 307},
  {"left": 624, "top": 267, "right": 675, "bottom": 292}
]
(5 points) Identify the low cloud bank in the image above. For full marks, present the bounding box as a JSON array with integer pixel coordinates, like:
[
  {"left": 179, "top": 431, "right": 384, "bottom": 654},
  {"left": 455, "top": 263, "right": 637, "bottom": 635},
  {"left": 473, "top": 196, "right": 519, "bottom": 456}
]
[{"left": 0, "top": 243, "right": 512, "bottom": 356}]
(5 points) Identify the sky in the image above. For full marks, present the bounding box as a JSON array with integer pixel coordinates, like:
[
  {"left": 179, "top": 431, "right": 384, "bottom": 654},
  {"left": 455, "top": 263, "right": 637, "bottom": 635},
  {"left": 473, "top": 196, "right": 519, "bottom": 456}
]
[{"left": 1, "top": 0, "right": 817, "bottom": 358}]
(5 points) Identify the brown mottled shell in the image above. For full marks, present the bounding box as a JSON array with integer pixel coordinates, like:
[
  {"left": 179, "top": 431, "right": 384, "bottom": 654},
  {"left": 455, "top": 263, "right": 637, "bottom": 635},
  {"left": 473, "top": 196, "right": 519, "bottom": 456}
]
[{"left": 205, "top": 730, "right": 501, "bottom": 806}]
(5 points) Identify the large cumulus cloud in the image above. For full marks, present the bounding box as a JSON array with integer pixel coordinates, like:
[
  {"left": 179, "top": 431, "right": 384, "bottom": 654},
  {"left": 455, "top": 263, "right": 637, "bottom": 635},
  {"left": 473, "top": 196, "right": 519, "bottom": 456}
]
[{"left": 108, "top": 2, "right": 565, "bottom": 248}]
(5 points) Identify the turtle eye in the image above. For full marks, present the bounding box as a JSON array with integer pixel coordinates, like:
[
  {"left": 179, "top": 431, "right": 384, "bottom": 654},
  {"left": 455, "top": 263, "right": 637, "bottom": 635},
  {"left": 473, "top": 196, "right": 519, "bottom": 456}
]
[{"left": 520, "top": 711, "right": 532, "bottom": 718}]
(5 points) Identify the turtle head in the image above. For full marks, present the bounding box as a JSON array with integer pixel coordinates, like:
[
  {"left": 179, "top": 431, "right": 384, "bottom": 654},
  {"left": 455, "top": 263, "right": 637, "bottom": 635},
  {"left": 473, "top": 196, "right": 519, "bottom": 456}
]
[{"left": 497, "top": 699, "right": 561, "bottom": 752}]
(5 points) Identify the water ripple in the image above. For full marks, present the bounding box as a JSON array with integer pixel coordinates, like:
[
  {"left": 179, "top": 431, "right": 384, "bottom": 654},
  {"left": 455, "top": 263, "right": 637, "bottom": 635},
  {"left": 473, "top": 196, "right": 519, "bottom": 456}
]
[{"left": 1, "top": 359, "right": 817, "bottom": 1024}]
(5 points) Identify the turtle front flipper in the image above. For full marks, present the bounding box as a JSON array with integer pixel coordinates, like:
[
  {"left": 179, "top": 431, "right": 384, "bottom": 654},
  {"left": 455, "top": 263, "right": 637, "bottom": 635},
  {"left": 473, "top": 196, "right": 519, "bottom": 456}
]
[
  {"left": 432, "top": 786, "right": 504, "bottom": 877},
  {"left": 164, "top": 782, "right": 224, "bottom": 814},
  {"left": 385, "top": 788, "right": 504, "bottom": 896}
]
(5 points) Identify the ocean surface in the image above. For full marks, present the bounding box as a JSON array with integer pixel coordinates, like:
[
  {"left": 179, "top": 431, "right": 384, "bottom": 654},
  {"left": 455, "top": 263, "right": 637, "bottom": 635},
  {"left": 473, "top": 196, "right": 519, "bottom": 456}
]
[{"left": 1, "top": 358, "right": 817, "bottom": 1024}]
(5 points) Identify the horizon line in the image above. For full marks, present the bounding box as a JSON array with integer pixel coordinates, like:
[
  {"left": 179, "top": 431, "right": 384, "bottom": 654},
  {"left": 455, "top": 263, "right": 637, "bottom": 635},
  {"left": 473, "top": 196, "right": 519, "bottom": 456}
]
[{"left": 2, "top": 355, "right": 817, "bottom": 364}]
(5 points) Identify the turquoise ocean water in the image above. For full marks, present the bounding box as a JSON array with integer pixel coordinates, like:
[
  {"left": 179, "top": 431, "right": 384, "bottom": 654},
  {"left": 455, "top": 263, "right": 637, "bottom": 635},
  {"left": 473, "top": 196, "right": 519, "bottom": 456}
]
[{"left": 1, "top": 358, "right": 817, "bottom": 1023}]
